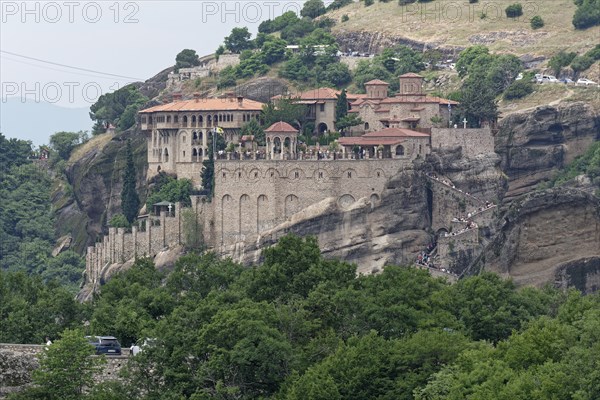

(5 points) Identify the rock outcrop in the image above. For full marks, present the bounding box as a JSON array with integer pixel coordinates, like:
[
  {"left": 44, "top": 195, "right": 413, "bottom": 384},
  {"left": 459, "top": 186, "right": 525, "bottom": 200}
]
[
  {"left": 473, "top": 188, "right": 600, "bottom": 292},
  {"left": 53, "top": 131, "right": 147, "bottom": 254},
  {"left": 495, "top": 102, "right": 600, "bottom": 200},
  {"left": 332, "top": 30, "right": 463, "bottom": 56}
]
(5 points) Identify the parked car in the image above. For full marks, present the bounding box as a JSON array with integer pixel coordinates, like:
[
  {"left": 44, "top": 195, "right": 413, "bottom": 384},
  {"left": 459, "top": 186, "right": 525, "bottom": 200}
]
[
  {"left": 86, "top": 336, "right": 122, "bottom": 355},
  {"left": 130, "top": 338, "right": 157, "bottom": 356},
  {"left": 515, "top": 73, "right": 523, "bottom": 80},
  {"left": 576, "top": 78, "right": 598, "bottom": 86},
  {"left": 560, "top": 78, "right": 574, "bottom": 84},
  {"left": 541, "top": 75, "right": 559, "bottom": 83}
]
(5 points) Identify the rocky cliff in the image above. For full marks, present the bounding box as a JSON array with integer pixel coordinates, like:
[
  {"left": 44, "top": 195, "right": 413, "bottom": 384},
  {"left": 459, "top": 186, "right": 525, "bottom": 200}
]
[
  {"left": 53, "top": 130, "right": 147, "bottom": 254},
  {"left": 495, "top": 102, "right": 600, "bottom": 201},
  {"left": 473, "top": 188, "right": 600, "bottom": 293}
]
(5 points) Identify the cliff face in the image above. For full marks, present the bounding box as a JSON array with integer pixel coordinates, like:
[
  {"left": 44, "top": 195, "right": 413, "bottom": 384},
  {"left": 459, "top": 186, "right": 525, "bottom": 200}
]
[
  {"left": 495, "top": 102, "right": 600, "bottom": 200},
  {"left": 475, "top": 189, "right": 600, "bottom": 293},
  {"left": 233, "top": 168, "right": 432, "bottom": 274},
  {"left": 332, "top": 30, "right": 462, "bottom": 56},
  {"left": 53, "top": 131, "right": 147, "bottom": 254}
]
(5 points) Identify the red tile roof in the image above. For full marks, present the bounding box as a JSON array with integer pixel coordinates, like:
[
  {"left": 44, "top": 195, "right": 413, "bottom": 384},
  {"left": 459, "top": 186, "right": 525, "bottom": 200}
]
[
  {"left": 339, "top": 137, "right": 405, "bottom": 146},
  {"left": 265, "top": 121, "right": 298, "bottom": 133},
  {"left": 139, "top": 97, "right": 265, "bottom": 113},
  {"left": 399, "top": 72, "right": 423, "bottom": 78},
  {"left": 273, "top": 87, "right": 341, "bottom": 101},
  {"left": 365, "top": 79, "right": 389, "bottom": 85},
  {"left": 362, "top": 127, "right": 430, "bottom": 138}
]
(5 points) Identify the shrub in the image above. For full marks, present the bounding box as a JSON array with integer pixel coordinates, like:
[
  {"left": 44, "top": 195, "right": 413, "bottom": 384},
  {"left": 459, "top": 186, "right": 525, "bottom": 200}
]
[
  {"left": 505, "top": 3, "right": 523, "bottom": 18},
  {"left": 503, "top": 80, "right": 534, "bottom": 100},
  {"left": 570, "top": 55, "right": 595, "bottom": 73},
  {"left": 572, "top": 0, "right": 600, "bottom": 30},
  {"left": 585, "top": 44, "right": 600, "bottom": 60},
  {"left": 342, "top": 14, "right": 349, "bottom": 22},
  {"left": 109, "top": 214, "right": 130, "bottom": 228},
  {"left": 365, "top": 0, "right": 374, "bottom": 5},
  {"left": 530, "top": 15, "right": 544, "bottom": 29},
  {"left": 469, "top": 0, "right": 478, "bottom": 3}
]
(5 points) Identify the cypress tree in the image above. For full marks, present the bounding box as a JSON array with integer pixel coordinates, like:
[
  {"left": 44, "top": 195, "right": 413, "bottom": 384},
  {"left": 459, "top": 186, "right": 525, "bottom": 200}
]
[
  {"left": 121, "top": 139, "right": 140, "bottom": 223},
  {"left": 335, "top": 89, "right": 348, "bottom": 128}
]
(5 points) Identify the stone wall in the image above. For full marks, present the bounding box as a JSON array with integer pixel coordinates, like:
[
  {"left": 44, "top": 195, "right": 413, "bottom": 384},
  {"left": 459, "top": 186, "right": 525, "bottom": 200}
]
[
  {"left": 431, "top": 127, "right": 495, "bottom": 158},
  {"left": 212, "top": 159, "right": 411, "bottom": 249},
  {"left": 429, "top": 178, "right": 484, "bottom": 232},
  {"left": 0, "top": 344, "right": 129, "bottom": 398}
]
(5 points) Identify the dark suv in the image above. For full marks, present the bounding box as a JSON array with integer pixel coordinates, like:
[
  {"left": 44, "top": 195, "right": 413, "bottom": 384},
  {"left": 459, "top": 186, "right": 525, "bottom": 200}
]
[{"left": 86, "top": 336, "right": 122, "bottom": 355}]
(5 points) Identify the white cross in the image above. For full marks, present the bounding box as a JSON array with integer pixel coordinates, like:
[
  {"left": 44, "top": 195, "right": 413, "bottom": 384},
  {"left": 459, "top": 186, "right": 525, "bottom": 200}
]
[
  {"left": 168, "top": 203, "right": 172, "bottom": 214},
  {"left": 463, "top": 118, "right": 468, "bottom": 129}
]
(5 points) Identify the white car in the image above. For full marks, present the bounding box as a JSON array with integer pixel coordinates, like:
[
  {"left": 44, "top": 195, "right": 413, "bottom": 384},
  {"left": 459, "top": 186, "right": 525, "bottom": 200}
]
[
  {"left": 541, "top": 75, "right": 559, "bottom": 83},
  {"left": 577, "top": 78, "right": 598, "bottom": 86},
  {"left": 515, "top": 73, "right": 523, "bottom": 80}
]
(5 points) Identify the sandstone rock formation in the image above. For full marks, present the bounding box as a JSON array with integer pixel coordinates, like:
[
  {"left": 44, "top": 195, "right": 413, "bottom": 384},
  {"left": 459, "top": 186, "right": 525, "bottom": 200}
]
[
  {"left": 495, "top": 102, "right": 600, "bottom": 201},
  {"left": 473, "top": 188, "right": 600, "bottom": 292},
  {"left": 53, "top": 131, "right": 147, "bottom": 254}
]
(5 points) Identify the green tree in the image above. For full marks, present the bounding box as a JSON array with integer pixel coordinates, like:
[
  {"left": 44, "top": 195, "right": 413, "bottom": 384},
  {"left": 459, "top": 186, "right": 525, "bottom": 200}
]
[
  {"left": 503, "top": 79, "right": 534, "bottom": 99},
  {"left": 548, "top": 50, "right": 577, "bottom": 77},
  {"left": 301, "top": 0, "right": 326, "bottom": 19},
  {"left": 262, "top": 98, "right": 308, "bottom": 130},
  {"left": 121, "top": 139, "right": 140, "bottom": 224},
  {"left": 505, "top": 3, "right": 523, "bottom": 18},
  {"left": 240, "top": 118, "right": 265, "bottom": 146},
  {"left": 49, "top": 131, "right": 88, "bottom": 161},
  {"left": 89, "top": 85, "right": 148, "bottom": 134},
  {"left": 335, "top": 89, "right": 348, "bottom": 123},
  {"left": 201, "top": 151, "right": 214, "bottom": 197},
  {"left": 570, "top": 55, "right": 595, "bottom": 75},
  {"left": 0, "top": 133, "right": 31, "bottom": 169},
  {"left": 455, "top": 45, "right": 489, "bottom": 77},
  {"left": 261, "top": 37, "right": 288, "bottom": 64},
  {"left": 224, "top": 27, "right": 253, "bottom": 53},
  {"left": 109, "top": 214, "right": 130, "bottom": 228},
  {"left": 175, "top": 49, "right": 200, "bottom": 72},
  {"left": 26, "top": 329, "right": 105, "bottom": 400},
  {"left": 336, "top": 114, "right": 363, "bottom": 133},
  {"left": 572, "top": 0, "right": 600, "bottom": 29},
  {"left": 530, "top": 15, "right": 544, "bottom": 29}
]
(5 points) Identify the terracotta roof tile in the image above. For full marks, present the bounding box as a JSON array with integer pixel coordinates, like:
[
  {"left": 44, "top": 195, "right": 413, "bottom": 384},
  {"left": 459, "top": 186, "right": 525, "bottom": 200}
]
[
  {"left": 139, "top": 97, "right": 265, "bottom": 113},
  {"left": 399, "top": 72, "right": 423, "bottom": 78},
  {"left": 365, "top": 79, "right": 389, "bottom": 85},
  {"left": 265, "top": 121, "right": 298, "bottom": 133},
  {"left": 362, "top": 127, "right": 430, "bottom": 138}
]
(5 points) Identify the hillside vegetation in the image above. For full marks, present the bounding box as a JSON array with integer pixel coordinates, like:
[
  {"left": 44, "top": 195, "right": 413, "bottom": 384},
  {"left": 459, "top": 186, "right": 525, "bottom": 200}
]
[
  {"left": 328, "top": 0, "right": 599, "bottom": 58},
  {"left": 5, "top": 235, "right": 600, "bottom": 399}
]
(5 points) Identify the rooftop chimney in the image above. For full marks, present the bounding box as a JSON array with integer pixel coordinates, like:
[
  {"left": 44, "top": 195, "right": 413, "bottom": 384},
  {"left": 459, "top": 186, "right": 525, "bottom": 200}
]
[
  {"left": 237, "top": 96, "right": 243, "bottom": 106},
  {"left": 193, "top": 93, "right": 201, "bottom": 102},
  {"left": 172, "top": 93, "right": 183, "bottom": 102}
]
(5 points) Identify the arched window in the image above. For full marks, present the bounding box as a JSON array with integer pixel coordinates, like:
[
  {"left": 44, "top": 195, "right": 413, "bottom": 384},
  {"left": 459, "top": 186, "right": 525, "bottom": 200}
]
[
  {"left": 182, "top": 136, "right": 186, "bottom": 143},
  {"left": 199, "top": 115, "right": 203, "bottom": 126},
  {"left": 193, "top": 132, "right": 198, "bottom": 140},
  {"left": 364, "top": 122, "right": 370, "bottom": 130},
  {"left": 192, "top": 115, "right": 196, "bottom": 125},
  {"left": 164, "top": 148, "right": 169, "bottom": 162},
  {"left": 183, "top": 116, "right": 188, "bottom": 126},
  {"left": 395, "top": 145, "right": 405, "bottom": 156}
]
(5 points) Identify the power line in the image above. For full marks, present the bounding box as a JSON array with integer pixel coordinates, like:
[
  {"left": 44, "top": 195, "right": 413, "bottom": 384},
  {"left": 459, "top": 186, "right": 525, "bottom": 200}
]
[
  {"left": 1, "top": 54, "right": 137, "bottom": 82},
  {"left": 0, "top": 50, "right": 146, "bottom": 81}
]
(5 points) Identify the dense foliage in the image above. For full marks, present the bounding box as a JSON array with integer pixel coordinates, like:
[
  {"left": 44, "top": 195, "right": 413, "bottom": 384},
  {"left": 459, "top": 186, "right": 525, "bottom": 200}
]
[
  {"left": 145, "top": 173, "right": 193, "bottom": 210},
  {"left": 573, "top": 0, "right": 600, "bottom": 29},
  {"left": 175, "top": 49, "right": 200, "bottom": 71},
  {"left": 3, "top": 233, "right": 600, "bottom": 399},
  {"left": 121, "top": 140, "right": 141, "bottom": 223},
  {"left": 89, "top": 85, "right": 148, "bottom": 134}
]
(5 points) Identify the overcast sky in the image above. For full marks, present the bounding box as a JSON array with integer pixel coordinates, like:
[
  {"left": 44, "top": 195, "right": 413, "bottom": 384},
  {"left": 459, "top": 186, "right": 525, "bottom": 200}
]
[{"left": 1, "top": 1, "right": 310, "bottom": 108}]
